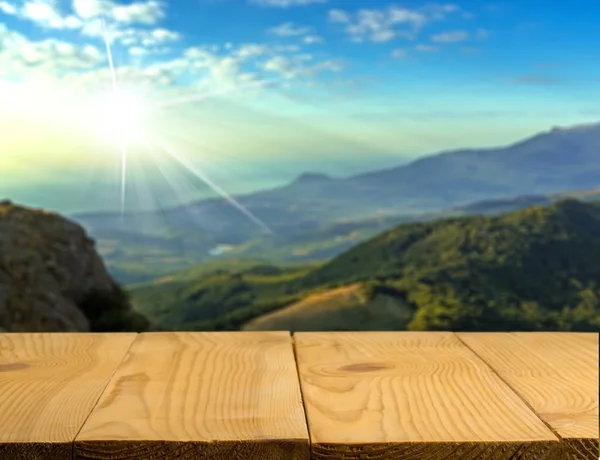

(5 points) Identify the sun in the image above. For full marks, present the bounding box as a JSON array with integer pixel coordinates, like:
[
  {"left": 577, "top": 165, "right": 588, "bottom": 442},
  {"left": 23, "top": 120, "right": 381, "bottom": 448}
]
[{"left": 88, "top": 88, "right": 151, "bottom": 147}]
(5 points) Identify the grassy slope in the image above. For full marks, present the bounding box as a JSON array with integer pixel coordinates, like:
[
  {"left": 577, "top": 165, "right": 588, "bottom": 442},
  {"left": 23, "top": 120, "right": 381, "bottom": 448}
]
[
  {"left": 130, "top": 199, "right": 600, "bottom": 332},
  {"left": 298, "top": 198, "right": 600, "bottom": 331},
  {"left": 129, "top": 262, "right": 315, "bottom": 330},
  {"left": 242, "top": 284, "right": 414, "bottom": 332}
]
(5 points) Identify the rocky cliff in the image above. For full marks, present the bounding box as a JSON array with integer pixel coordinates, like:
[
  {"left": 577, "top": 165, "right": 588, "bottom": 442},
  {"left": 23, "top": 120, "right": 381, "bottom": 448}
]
[{"left": 0, "top": 200, "right": 149, "bottom": 332}]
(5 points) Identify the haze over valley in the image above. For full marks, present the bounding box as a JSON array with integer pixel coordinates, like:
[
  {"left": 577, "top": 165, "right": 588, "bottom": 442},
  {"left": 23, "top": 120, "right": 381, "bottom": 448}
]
[{"left": 72, "top": 122, "right": 600, "bottom": 284}]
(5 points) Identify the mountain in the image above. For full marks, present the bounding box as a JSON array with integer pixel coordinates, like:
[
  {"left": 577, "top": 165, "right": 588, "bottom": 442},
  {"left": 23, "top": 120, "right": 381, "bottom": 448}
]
[
  {"left": 0, "top": 200, "right": 149, "bottom": 332},
  {"left": 88, "top": 186, "right": 600, "bottom": 286},
  {"left": 291, "top": 172, "right": 334, "bottom": 184},
  {"left": 77, "top": 121, "right": 600, "bottom": 226},
  {"left": 449, "top": 188, "right": 600, "bottom": 215},
  {"left": 351, "top": 122, "right": 600, "bottom": 205},
  {"left": 73, "top": 121, "right": 600, "bottom": 283},
  {"left": 130, "top": 199, "right": 600, "bottom": 332}
]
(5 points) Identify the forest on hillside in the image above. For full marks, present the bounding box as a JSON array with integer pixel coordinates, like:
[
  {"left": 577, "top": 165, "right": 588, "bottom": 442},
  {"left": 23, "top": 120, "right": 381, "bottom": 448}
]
[{"left": 128, "top": 199, "right": 600, "bottom": 333}]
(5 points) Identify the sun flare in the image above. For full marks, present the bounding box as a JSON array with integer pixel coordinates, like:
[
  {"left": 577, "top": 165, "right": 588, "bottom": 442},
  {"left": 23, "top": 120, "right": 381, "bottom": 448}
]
[{"left": 88, "top": 88, "right": 151, "bottom": 147}]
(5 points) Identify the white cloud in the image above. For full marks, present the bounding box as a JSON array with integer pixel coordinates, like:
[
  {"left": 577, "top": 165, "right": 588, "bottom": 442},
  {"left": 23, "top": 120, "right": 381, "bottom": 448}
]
[
  {"left": 2, "top": 0, "right": 165, "bottom": 31},
  {"left": 296, "top": 53, "right": 313, "bottom": 61},
  {"left": 4, "top": 0, "right": 82, "bottom": 29},
  {"left": 208, "top": 56, "right": 243, "bottom": 85},
  {"left": 128, "top": 46, "right": 148, "bottom": 57},
  {"left": 0, "top": 27, "right": 104, "bottom": 78},
  {"left": 112, "top": 0, "right": 164, "bottom": 24},
  {"left": 328, "top": 9, "right": 350, "bottom": 23},
  {"left": 330, "top": 7, "right": 426, "bottom": 43},
  {"left": 0, "top": 0, "right": 342, "bottom": 102},
  {"left": 391, "top": 48, "right": 407, "bottom": 58},
  {"left": 262, "top": 54, "right": 341, "bottom": 79},
  {"left": 68, "top": 62, "right": 180, "bottom": 90},
  {"left": 77, "top": 15, "right": 180, "bottom": 56},
  {"left": 0, "top": 1, "right": 16, "bottom": 15},
  {"left": 303, "top": 35, "right": 323, "bottom": 44},
  {"left": 422, "top": 3, "right": 460, "bottom": 20},
  {"left": 415, "top": 44, "right": 439, "bottom": 52},
  {"left": 72, "top": 0, "right": 105, "bottom": 19},
  {"left": 249, "top": 0, "right": 326, "bottom": 7},
  {"left": 388, "top": 8, "right": 428, "bottom": 27},
  {"left": 145, "top": 28, "right": 179, "bottom": 45},
  {"left": 0, "top": 23, "right": 172, "bottom": 91},
  {"left": 329, "top": 4, "right": 462, "bottom": 43},
  {"left": 268, "top": 22, "right": 311, "bottom": 37},
  {"left": 119, "top": 27, "right": 180, "bottom": 47},
  {"left": 0, "top": 22, "right": 15, "bottom": 40},
  {"left": 235, "top": 43, "right": 270, "bottom": 58},
  {"left": 178, "top": 46, "right": 270, "bottom": 90},
  {"left": 263, "top": 56, "right": 294, "bottom": 76},
  {"left": 73, "top": 0, "right": 164, "bottom": 24},
  {"left": 475, "top": 28, "right": 489, "bottom": 40},
  {"left": 161, "top": 42, "right": 342, "bottom": 92},
  {"left": 431, "top": 30, "right": 468, "bottom": 43},
  {"left": 273, "top": 44, "right": 301, "bottom": 52}
]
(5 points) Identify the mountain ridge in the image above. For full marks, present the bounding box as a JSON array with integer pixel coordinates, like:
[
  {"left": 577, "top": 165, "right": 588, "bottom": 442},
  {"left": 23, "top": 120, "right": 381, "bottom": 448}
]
[
  {"left": 75, "top": 120, "right": 600, "bottom": 224},
  {"left": 72, "top": 120, "right": 600, "bottom": 219},
  {"left": 130, "top": 198, "right": 600, "bottom": 332},
  {"left": 71, "top": 120, "right": 600, "bottom": 284}
]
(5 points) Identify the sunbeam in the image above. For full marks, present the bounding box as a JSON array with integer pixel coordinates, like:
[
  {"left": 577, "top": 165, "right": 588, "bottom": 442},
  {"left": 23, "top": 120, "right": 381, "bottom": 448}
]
[
  {"left": 157, "top": 83, "right": 406, "bottom": 166},
  {"left": 100, "top": 17, "right": 128, "bottom": 219},
  {"left": 142, "top": 142, "right": 210, "bottom": 235},
  {"left": 149, "top": 137, "right": 274, "bottom": 235},
  {"left": 156, "top": 76, "right": 282, "bottom": 111},
  {"left": 128, "top": 150, "right": 156, "bottom": 213},
  {"left": 144, "top": 140, "right": 202, "bottom": 205},
  {"left": 155, "top": 127, "right": 248, "bottom": 177},
  {"left": 100, "top": 18, "right": 117, "bottom": 93}
]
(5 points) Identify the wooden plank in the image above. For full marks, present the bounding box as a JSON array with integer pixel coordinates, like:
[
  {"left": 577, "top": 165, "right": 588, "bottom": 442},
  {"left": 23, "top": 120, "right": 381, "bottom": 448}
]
[
  {"left": 0, "top": 333, "right": 136, "bottom": 460},
  {"left": 459, "top": 332, "right": 599, "bottom": 460},
  {"left": 294, "top": 331, "right": 562, "bottom": 460},
  {"left": 74, "top": 331, "right": 309, "bottom": 460}
]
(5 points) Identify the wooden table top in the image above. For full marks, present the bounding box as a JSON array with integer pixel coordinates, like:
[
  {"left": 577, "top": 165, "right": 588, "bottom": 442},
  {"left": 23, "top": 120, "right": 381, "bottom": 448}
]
[{"left": 0, "top": 331, "right": 597, "bottom": 460}]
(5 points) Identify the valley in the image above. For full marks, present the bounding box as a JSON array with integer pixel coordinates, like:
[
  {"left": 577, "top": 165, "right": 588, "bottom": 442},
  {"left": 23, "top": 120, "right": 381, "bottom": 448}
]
[
  {"left": 71, "top": 122, "right": 600, "bottom": 286},
  {"left": 129, "top": 198, "right": 600, "bottom": 333}
]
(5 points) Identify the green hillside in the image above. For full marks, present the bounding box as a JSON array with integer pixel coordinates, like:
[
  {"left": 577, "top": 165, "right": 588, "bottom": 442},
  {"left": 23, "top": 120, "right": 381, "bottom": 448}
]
[
  {"left": 130, "top": 199, "right": 600, "bottom": 332},
  {"left": 129, "top": 263, "right": 314, "bottom": 330},
  {"left": 100, "top": 187, "right": 600, "bottom": 286},
  {"left": 242, "top": 283, "right": 415, "bottom": 332}
]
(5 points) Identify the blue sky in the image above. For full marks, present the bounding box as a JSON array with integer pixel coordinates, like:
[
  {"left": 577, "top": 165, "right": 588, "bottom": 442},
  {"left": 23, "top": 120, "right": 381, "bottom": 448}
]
[{"left": 1, "top": 0, "right": 599, "bottom": 213}]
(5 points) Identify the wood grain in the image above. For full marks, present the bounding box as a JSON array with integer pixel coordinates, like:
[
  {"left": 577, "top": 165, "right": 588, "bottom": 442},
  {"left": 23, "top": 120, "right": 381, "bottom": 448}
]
[
  {"left": 0, "top": 332, "right": 136, "bottom": 460},
  {"left": 74, "top": 331, "right": 309, "bottom": 460},
  {"left": 459, "top": 332, "right": 599, "bottom": 460},
  {"left": 294, "top": 331, "right": 563, "bottom": 460}
]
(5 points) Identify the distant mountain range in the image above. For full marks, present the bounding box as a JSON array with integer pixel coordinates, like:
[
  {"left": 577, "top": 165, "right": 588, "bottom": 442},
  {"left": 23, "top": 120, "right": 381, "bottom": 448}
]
[
  {"left": 130, "top": 198, "right": 600, "bottom": 332},
  {"left": 75, "top": 121, "right": 600, "bottom": 229},
  {"left": 71, "top": 121, "right": 600, "bottom": 283}
]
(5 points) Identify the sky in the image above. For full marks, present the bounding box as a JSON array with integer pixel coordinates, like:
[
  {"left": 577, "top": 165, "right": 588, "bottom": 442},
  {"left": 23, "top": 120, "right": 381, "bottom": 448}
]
[{"left": 1, "top": 0, "right": 600, "bottom": 214}]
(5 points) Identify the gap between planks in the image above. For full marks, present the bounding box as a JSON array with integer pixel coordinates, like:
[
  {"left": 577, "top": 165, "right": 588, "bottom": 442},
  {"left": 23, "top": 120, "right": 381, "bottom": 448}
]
[
  {"left": 70, "top": 334, "right": 139, "bottom": 460},
  {"left": 291, "top": 331, "right": 597, "bottom": 460},
  {"left": 73, "top": 331, "right": 310, "bottom": 460},
  {"left": 456, "top": 332, "right": 599, "bottom": 460},
  {"left": 455, "top": 333, "right": 564, "bottom": 440},
  {"left": 0, "top": 333, "right": 138, "bottom": 460}
]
